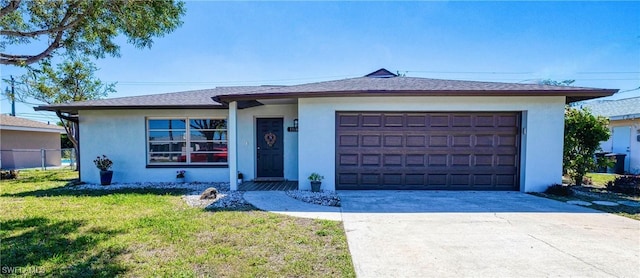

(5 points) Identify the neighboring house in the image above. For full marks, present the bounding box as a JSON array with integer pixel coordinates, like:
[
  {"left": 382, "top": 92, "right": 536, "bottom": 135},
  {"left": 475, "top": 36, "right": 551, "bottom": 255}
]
[
  {"left": 36, "top": 69, "right": 616, "bottom": 192},
  {"left": 582, "top": 97, "right": 640, "bottom": 174},
  {"left": 0, "top": 114, "right": 65, "bottom": 169}
]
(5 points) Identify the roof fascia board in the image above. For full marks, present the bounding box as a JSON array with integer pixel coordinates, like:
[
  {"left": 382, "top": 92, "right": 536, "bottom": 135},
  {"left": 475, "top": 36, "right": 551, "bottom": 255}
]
[
  {"left": 216, "top": 89, "right": 617, "bottom": 102},
  {"left": 34, "top": 104, "right": 228, "bottom": 113},
  {"left": 0, "top": 125, "right": 65, "bottom": 133},
  {"left": 610, "top": 113, "right": 640, "bottom": 121}
]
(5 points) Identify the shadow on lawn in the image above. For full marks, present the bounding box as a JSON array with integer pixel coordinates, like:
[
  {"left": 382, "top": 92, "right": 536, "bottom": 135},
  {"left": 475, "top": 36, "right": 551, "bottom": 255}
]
[
  {"left": 10, "top": 172, "right": 77, "bottom": 184},
  {"left": 2, "top": 186, "right": 190, "bottom": 198},
  {"left": 1, "top": 217, "right": 127, "bottom": 276}
]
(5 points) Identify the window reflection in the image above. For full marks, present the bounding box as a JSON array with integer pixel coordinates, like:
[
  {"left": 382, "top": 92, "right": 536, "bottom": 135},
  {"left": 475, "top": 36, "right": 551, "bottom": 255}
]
[{"left": 147, "top": 118, "right": 228, "bottom": 165}]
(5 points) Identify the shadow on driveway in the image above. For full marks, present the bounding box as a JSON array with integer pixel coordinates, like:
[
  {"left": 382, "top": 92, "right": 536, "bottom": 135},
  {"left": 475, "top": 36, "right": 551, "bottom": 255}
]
[{"left": 338, "top": 190, "right": 600, "bottom": 213}]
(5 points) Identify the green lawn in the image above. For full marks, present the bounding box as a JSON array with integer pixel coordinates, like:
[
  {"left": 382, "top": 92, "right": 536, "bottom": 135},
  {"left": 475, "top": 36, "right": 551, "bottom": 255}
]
[
  {"left": 1, "top": 170, "right": 355, "bottom": 277},
  {"left": 585, "top": 173, "right": 619, "bottom": 187}
]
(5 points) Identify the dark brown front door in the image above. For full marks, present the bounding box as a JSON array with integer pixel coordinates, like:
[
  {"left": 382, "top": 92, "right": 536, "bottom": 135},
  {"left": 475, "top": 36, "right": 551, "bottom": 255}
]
[
  {"left": 256, "top": 118, "right": 284, "bottom": 178},
  {"left": 336, "top": 112, "right": 521, "bottom": 190}
]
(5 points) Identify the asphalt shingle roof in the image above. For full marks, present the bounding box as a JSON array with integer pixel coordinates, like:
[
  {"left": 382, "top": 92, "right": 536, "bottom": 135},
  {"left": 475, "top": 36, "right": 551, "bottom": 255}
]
[
  {"left": 36, "top": 86, "right": 279, "bottom": 113},
  {"left": 0, "top": 114, "right": 65, "bottom": 132},
  {"left": 224, "top": 76, "right": 604, "bottom": 94},
  {"left": 34, "top": 69, "right": 617, "bottom": 113},
  {"left": 581, "top": 97, "right": 640, "bottom": 118}
]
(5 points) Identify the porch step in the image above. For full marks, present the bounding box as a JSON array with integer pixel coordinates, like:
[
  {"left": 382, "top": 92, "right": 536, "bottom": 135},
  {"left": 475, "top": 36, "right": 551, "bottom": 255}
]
[{"left": 253, "top": 177, "right": 286, "bottom": 182}]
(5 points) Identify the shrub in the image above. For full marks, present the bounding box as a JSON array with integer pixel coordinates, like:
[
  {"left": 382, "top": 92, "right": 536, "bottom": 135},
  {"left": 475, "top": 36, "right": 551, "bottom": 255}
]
[
  {"left": 606, "top": 175, "right": 640, "bottom": 196},
  {"left": 545, "top": 184, "right": 573, "bottom": 196},
  {"left": 563, "top": 107, "right": 610, "bottom": 186}
]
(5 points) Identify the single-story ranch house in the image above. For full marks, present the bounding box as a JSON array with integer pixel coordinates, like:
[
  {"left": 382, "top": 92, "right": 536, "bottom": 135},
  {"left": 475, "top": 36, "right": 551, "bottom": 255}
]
[{"left": 36, "top": 69, "right": 616, "bottom": 191}]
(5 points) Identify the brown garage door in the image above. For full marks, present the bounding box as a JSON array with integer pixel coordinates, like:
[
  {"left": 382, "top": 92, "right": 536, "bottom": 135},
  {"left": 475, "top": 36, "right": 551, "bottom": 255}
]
[{"left": 336, "top": 112, "right": 521, "bottom": 190}]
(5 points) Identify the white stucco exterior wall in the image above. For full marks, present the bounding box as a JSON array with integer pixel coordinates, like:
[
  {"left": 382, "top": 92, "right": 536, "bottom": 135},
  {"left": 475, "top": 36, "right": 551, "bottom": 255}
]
[
  {"left": 79, "top": 105, "right": 299, "bottom": 185},
  {"left": 79, "top": 109, "right": 230, "bottom": 184},
  {"left": 298, "top": 96, "right": 566, "bottom": 192}
]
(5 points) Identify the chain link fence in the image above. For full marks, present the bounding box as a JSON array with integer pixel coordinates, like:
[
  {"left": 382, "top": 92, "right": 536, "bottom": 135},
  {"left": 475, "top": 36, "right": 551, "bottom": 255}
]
[{"left": 0, "top": 148, "right": 76, "bottom": 170}]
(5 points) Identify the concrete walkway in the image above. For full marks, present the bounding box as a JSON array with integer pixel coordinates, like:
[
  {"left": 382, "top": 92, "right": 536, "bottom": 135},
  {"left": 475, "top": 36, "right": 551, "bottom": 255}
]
[{"left": 243, "top": 191, "right": 342, "bottom": 221}]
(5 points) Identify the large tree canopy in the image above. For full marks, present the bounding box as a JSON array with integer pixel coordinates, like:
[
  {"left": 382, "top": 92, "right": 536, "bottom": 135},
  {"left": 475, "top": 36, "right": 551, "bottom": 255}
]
[
  {"left": 15, "top": 56, "right": 117, "bottom": 170},
  {"left": 0, "top": 0, "right": 185, "bottom": 66}
]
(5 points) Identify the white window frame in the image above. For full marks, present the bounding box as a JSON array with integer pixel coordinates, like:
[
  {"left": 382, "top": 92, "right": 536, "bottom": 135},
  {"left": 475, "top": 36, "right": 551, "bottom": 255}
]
[{"left": 146, "top": 117, "right": 228, "bottom": 166}]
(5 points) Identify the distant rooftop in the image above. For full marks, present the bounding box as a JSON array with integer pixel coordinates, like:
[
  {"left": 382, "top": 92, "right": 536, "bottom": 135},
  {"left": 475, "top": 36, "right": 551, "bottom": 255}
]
[
  {"left": 0, "top": 114, "right": 66, "bottom": 133},
  {"left": 581, "top": 97, "right": 640, "bottom": 120}
]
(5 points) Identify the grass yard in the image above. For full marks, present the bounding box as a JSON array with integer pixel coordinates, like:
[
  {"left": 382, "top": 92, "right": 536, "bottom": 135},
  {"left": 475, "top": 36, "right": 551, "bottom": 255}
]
[
  {"left": 1, "top": 170, "right": 355, "bottom": 277},
  {"left": 584, "top": 173, "right": 619, "bottom": 187}
]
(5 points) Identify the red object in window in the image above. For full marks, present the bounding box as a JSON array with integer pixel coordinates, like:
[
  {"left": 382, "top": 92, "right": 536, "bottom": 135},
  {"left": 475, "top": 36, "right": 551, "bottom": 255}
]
[{"left": 178, "top": 147, "right": 228, "bottom": 162}]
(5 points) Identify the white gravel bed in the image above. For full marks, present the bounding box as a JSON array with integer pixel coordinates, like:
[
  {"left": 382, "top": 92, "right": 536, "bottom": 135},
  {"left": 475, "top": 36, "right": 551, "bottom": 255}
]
[
  {"left": 285, "top": 190, "right": 341, "bottom": 207},
  {"left": 68, "top": 182, "right": 249, "bottom": 209},
  {"left": 71, "top": 181, "right": 230, "bottom": 191}
]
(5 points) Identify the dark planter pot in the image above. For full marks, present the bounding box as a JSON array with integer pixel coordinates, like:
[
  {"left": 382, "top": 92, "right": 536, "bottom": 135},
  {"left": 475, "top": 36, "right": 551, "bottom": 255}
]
[
  {"left": 310, "top": 181, "right": 322, "bottom": 192},
  {"left": 100, "top": 170, "right": 113, "bottom": 185}
]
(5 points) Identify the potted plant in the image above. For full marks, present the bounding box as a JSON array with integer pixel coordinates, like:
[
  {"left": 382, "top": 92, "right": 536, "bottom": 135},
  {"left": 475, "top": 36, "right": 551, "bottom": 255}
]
[
  {"left": 176, "top": 170, "right": 186, "bottom": 183},
  {"left": 308, "top": 172, "right": 324, "bottom": 192},
  {"left": 93, "top": 155, "right": 113, "bottom": 185},
  {"left": 237, "top": 172, "right": 244, "bottom": 185}
]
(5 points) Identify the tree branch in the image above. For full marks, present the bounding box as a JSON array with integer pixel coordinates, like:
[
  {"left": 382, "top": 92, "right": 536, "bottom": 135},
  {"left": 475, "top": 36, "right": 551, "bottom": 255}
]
[
  {"left": 0, "top": 17, "right": 81, "bottom": 37},
  {"left": 0, "top": 0, "right": 21, "bottom": 18},
  {"left": 0, "top": 25, "right": 64, "bottom": 65},
  {"left": 0, "top": 2, "right": 81, "bottom": 65}
]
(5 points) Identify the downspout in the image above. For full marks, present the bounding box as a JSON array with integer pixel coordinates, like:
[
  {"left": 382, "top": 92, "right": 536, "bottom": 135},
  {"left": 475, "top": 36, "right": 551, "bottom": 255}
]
[{"left": 56, "top": 110, "right": 81, "bottom": 179}]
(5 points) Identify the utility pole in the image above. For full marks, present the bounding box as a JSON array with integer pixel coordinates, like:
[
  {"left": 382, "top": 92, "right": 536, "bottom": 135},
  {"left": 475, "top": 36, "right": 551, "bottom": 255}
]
[{"left": 10, "top": 75, "right": 16, "bottom": 116}]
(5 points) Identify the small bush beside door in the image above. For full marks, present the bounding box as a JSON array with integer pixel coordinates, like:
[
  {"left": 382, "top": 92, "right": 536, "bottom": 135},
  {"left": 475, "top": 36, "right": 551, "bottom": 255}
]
[{"left": 308, "top": 173, "right": 324, "bottom": 192}]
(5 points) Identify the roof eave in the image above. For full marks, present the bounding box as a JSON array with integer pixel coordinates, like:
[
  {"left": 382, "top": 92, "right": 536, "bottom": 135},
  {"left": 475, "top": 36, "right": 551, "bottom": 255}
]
[
  {"left": 0, "top": 125, "right": 66, "bottom": 133},
  {"left": 610, "top": 113, "right": 640, "bottom": 121},
  {"left": 34, "top": 104, "right": 227, "bottom": 114}
]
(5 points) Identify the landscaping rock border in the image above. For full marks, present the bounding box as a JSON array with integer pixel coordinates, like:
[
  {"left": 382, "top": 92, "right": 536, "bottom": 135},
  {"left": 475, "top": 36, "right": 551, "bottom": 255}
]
[
  {"left": 285, "top": 190, "right": 341, "bottom": 207},
  {"left": 69, "top": 182, "right": 251, "bottom": 210}
]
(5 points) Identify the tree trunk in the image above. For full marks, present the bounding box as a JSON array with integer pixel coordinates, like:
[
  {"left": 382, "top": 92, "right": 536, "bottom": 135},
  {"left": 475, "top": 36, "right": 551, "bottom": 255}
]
[
  {"left": 59, "top": 118, "right": 80, "bottom": 172},
  {"left": 573, "top": 174, "right": 584, "bottom": 187}
]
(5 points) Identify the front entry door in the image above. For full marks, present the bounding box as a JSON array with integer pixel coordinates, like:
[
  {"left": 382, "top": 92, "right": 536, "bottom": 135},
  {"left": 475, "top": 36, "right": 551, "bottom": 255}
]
[{"left": 256, "top": 118, "right": 284, "bottom": 178}]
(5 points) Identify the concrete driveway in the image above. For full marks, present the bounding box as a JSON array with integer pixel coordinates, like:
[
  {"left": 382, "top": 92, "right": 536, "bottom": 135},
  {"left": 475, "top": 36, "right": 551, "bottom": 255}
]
[{"left": 338, "top": 191, "right": 640, "bottom": 277}]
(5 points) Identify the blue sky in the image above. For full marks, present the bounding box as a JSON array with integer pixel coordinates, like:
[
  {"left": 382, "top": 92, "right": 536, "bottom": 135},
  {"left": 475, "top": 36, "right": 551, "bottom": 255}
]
[{"left": 1, "top": 1, "right": 639, "bottom": 123}]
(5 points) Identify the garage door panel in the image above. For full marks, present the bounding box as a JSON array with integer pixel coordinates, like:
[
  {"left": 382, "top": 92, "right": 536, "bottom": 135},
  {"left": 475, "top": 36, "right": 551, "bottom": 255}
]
[
  {"left": 452, "top": 115, "right": 473, "bottom": 127},
  {"left": 406, "top": 135, "right": 426, "bottom": 147},
  {"left": 361, "top": 174, "right": 381, "bottom": 184},
  {"left": 362, "top": 114, "right": 382, "bottom": 127},
  {"left": 362, "top": 154, "right": 381, "bottom": 166},
  {"left": 429, "top": 136, "right": 449, "bottom": 147},
  {"left": 384, "top": 114, "right": 404, "bottom": 127},
  {"left": 338, "top": 135, "right": 358, "bottom": 146},
  {"left": 498, "top": 115, "right": 519, "bottom": 127},
  {"left": 338, "top": 114, "right": 359, "bottom": 127},
  {"left": 338, "top": 154, "right": 358, "bottom": 166},
  {"left": 336, "top": 112, "right": 520, "bottom": 190},
  {"left": 362, "top": 135, "right": 381, "bottom": 146},
  {"left": 383, "top": 135, "right": 403, "bottom": 147},
  {"left": 407, "top": 115, "right": 427, "bottom": 127}
]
